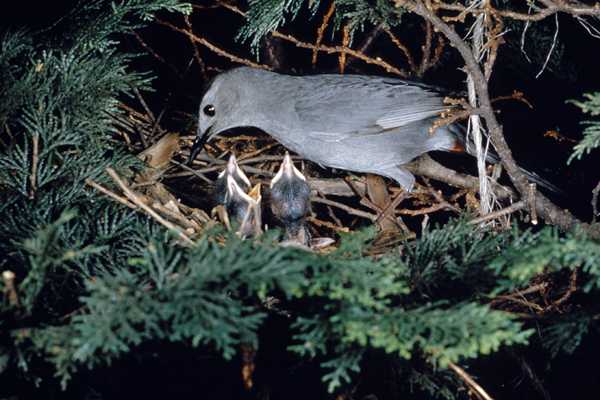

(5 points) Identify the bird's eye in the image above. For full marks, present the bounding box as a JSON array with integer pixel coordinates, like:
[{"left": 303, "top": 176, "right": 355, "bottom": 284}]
[{"left": 203, "top": 104, "right": 216, "bottom": 117}]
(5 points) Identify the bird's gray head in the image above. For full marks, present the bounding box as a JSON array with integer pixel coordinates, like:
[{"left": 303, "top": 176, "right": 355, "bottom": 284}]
[{"left": 188, "top": 67, "right": 270, "bottom": 163}]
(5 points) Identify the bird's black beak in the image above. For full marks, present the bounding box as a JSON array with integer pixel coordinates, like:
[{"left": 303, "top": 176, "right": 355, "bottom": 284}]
[
  {"left": 187, "top": 126, "right": 212, "bottom": 165},
  {"left": 187, "top": 136, "right": 206, "bottom": 165}
]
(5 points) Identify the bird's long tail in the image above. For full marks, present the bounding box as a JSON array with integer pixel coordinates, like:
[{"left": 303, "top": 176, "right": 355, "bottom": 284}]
[{"left": 449, "top": 124, "right": 563, "bottom": 194}]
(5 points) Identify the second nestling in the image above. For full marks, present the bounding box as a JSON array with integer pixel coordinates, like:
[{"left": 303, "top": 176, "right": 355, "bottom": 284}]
[
  {"left": 212, "top": 154, "right": 262, "bottom": 237},
  {"left": 269, "top": 152, "right": 312, "bottom": 246}
]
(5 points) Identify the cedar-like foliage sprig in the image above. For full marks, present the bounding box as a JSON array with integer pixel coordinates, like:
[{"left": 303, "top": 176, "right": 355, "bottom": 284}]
[{"left": 568, "top": 92, "right": 600, "bottom": 162}]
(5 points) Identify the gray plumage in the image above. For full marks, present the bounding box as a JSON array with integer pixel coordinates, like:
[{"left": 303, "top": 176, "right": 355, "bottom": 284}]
[{"left": 190, "top": 67, "right": 559, "bottom": 193}]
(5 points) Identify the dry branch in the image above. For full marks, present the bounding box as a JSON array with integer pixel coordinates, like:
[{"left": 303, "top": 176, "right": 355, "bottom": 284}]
[
  {"left": 105, "top": 168, "right": 194, "bottom": 244},
  {"left": 400, "top": 0, "right": 600, "bottom": 238},
  {"left": 447, "top": 361, "right": 494, "bottom": 400},
  {"left": 28, "top": 133, "right": 39, "bottom": 199},
  {"left": 313, "top": 1, "right": 336, "bottom": 65}
]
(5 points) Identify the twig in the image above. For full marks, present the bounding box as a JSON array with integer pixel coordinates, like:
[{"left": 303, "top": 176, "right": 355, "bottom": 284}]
[
  {"left": 2, "top": 270, "right": 19, "bottom": 307},
  {"left": 447, "top": 361, "right": 494, "bottom": 400},
  {"left": 202, "top": 2, "right": 406, "bottom": 76},
  {"left": 397, "top": 202, "right": 455, "bottom": 216},
  {"left": 511, "top": 352, "right": 551, "bottom": 400},
  {"left": 527, "top": 183, "right": 538, "bottom": 225},
  {"left": 156, "top": 20, "right": 272, "bottom": 70},
  {"left": 271, "top": 31, "right": 409, "bottom": 77},
  {"left": 466, "top": 1, "right": 494, "bottom": 216},
  {"left": 346, "top": 25, "right": 385, "bottom": 69},
  {"left": 433, "top": 0, "right": 600, "bottom": 21},
  {"left": 29, "top": 133, "right": 39, "bottom": 199},
  {"left": 308, "top": 216, "right": 350, "bottom": 233},
  {"left": 312, "top": 1, "right": 336, "bottom": 65},
  {"left": 469, "top": 200, "right": 525, "bottom": 225},
  {"left": 132, "top": 88, "right": 154, "bottom": 147},
  {"left": 550, "top": 268, "right": 578, "bottom": 309},
  {"left": 592, "top": 180, "right": 600, "bottom": 223},
  {"left": 418, "top": 21, "right": 433, "bottom": 76},
  {"left": 183, "top": 15, "right": 208, "bottom": 80},
  {"left": 406, "top": 155, "right": 515, "bottom": 200},
  {"left": 338, "top": 24, "right": 350, "bottom": 73},
  {"left": 85, "top": 178, "right": 138, "bottom": 209},
  {"left": 535, "top": 13, "right": 559, "bottom": 78},
  {"left": 311, "top": 196, "right": 377, "bottom": 221},
  {"left": 152, "top": 201, "right": 200, "bottom": 231},
  {"left": 491, "top": 90, "right": 533, "bottom": 108},
  {"left": 490, "top": 282, "right": 549, "bottom": 307},
  {"left": 170, "top": 160, "right": 213, "bottom": 184},
  {"left": 237, "top": 142, "right": 279, "bottom": 161},
  {"left": 403, "top": 0, "right": 600, "bottom": 239},
  {"left": 132, "top": 31, "right": 182, "bottom": 78},
  {"left": 385, "top": 28, "right": 417, "bottom": 72},
  {"left": 106, "top": 168, "right": 193, "bottom": 244}
]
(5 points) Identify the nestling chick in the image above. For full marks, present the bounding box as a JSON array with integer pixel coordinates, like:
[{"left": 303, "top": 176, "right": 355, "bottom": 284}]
[
  {"left": 225, "top": 176, "right": 262, "bottom": 237},
  {"left": 270, "top": 153, "right": 311, "bottom": 246},
  {"left": 213, "top": 154, "right": 251, "bottom": 206}
]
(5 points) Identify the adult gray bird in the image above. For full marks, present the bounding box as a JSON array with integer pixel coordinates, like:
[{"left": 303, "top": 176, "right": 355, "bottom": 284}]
[{"left": 189, "top": 67, "right": 557, "bottom": 192}]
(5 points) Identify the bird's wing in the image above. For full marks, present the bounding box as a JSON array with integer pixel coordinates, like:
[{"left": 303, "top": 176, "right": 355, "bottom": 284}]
[{"left": 291, "top": 74, "right": 449, "bottom": 140}]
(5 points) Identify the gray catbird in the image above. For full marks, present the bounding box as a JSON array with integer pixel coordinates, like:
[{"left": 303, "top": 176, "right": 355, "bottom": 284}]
[
  {"left": 190, "top": 67, "right": 557, "bottom": 192},
  {"left": 270, "top": 152, "right": 311, "bottom": 246}
]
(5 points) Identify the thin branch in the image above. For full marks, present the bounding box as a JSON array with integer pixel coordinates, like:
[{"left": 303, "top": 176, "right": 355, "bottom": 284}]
[
  {"left": 418, "top": 21, "right": 434, "bottom": 76},
  {"left": 152, "top": 201, "right": 200, "bottom": 231},
  {"left": 384, "top": 28, "right": 417, "bottom": 72},
  {"left": 447, "top": 361, "right": 494, "bottom": 400},
  {"left": 85, "top": 178, "right": 138, "bottom": 209},
  {"left": 183, "top": 15, "right": 208, "bottom": 80},
  {"left": 535, "top": 13, "right": 559, "bottom": 78},
  {"left": 402, "top": 0, "right": 600, "bottom": 238},
  {"left": 106, "top": 168, "right": 193, "bottom": 244},
  {"left": 185, "top": 4, "right": 408, "bottom": 76},
  {"left": 592, "top": 180, "right": 600, "bottom": 223},
  {"left": 311, "top": 196, "right": 377, "bottom": 221},
  {"left": 346, "top": 25, "right": 385, "bottom": 70},
  {"left": 132, "top": 31, "right": 182, "bottom": 78},
  {"left": 2, "top": 270, "right": 19, "bottom": 307},
  {"left": 156, "top": 20, "right": 272, "bottom": 70},
  {"left": 28, "top": 133, "right": 39, "bottom": 199},
  {"left": 313, "top": 1, "right": 336, "bottom": 65},
  {"left": 433, "top": 0, "right": 600, "bottom": 21},
  {"left": 469, "top": 200, "right": 525, "bottom": 225},
  {"left": 339, "top": 24, "right": 351, "bottom": 73},
  {"left": 271, "top": 31, "right": 408, "bottom": 77},
  {"left": 170, "top": 159, "right": 213, "bottom": 184}
]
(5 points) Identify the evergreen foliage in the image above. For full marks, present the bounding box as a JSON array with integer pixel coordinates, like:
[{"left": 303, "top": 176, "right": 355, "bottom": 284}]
[
  {"left": 568, "top": 93, "right": 600, "bottom": 162},
  {"left": 238, "top": 0, "right": 404, "bottom": 48}
]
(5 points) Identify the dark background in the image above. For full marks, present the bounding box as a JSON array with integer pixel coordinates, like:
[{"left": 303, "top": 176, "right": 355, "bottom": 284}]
[{"left": 2, "top": 1, "right": 600, "bottom": 399}]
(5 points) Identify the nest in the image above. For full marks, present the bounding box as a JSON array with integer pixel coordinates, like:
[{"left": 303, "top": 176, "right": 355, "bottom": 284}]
[{"left": 87, "top": 101, "right": 512, "bottom": 254}]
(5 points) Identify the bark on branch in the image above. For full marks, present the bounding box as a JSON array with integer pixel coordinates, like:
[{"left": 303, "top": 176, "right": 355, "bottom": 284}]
[{"left": 396, "top": 0, "right": 600, "bottom": 238}]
